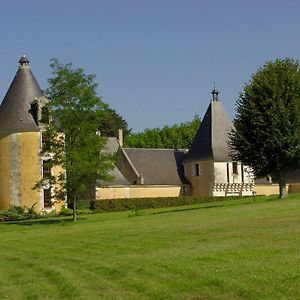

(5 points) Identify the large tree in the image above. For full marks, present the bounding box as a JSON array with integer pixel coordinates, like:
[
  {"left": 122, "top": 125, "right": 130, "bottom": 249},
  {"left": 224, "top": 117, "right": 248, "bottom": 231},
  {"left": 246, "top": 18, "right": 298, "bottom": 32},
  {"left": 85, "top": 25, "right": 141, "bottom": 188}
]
[
  {"left": 44, "top": 59, "right": 115, "bottom": 221},
  {"left": 99, "top": 107, "right": 131, "bottom": 138},
  {"left": 229, "top": 58, "right": 300, "bottom": 198},
  {"left": 124, "top": 115, "right": 201, "bottom": 149}
]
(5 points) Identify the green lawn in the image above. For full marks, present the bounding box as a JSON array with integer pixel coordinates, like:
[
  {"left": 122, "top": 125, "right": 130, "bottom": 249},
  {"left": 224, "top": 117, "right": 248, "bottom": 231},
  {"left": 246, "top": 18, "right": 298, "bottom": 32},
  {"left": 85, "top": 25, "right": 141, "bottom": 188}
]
[{"left": 0, "top": 195, "right": 300, "bottom": 299}]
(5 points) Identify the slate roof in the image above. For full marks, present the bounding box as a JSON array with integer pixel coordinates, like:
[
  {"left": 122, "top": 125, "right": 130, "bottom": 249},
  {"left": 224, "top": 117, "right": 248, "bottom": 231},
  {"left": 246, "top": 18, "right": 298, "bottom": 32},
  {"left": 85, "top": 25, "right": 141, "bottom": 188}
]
[
  {"left": 184, "top": 96, "right": 233, "bottom": 163},
  {"left": 97, "top": 137, "right": 130, "bottom": 186},
  {"left": 103, "top": 136, "right": 120, "bottom": 154},
  {"left": 123, "top": 148, "right": 188, "bottom": 185},
  {"left": 0, "top": 56, "right": 42, "bottom": 139}
]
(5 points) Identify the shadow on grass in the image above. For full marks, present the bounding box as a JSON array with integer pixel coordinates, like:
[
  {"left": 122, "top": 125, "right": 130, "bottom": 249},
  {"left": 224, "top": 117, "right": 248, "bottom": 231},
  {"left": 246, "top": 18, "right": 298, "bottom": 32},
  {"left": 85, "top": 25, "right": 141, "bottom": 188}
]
[
  {"left": 1, "top": 217, "right": 87, "bottom": 226},
  {"left": 151, "top": 205, "right": 219, "bottom": 215},
  {"left": 149, "top": 197, "right": 280, "bottom": 216}
]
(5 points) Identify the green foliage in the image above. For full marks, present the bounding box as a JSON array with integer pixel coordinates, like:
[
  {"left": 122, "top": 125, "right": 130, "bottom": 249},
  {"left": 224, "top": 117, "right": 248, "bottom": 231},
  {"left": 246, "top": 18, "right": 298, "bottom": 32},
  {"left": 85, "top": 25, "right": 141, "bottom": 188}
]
[
  {"left": 0, "top": 205, "right": 40, "bottom": 222},
  {"left": 99, "top": 107, "right": 131, "bottom": 138},
  {"left": 124, "top": 115, "right": 201, "bottom": 149},
  {"left": 60, "top": 207, "right": 93, "bottom": 216},
  {"left": 89, "top": 195, "right": 244, "bottom": 213},
  {"left": 76, "top": 200, "right": 91, "bottom": 210},
  {"left": 44, "top": 58, "right": 116, "bottom": 221},
  {"left": 230, "top": 58, "right": 300, "bottom": 198},
  {"left": 59, "top": 207, "right": 73, "bottom": 216}
]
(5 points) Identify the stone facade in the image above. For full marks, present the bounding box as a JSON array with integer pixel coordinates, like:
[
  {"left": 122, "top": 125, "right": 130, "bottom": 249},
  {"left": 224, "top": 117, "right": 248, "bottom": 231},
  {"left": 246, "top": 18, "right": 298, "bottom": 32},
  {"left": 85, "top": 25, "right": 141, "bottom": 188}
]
[{"left": 0, "top": 56, "right": 64, "bottom": 212}]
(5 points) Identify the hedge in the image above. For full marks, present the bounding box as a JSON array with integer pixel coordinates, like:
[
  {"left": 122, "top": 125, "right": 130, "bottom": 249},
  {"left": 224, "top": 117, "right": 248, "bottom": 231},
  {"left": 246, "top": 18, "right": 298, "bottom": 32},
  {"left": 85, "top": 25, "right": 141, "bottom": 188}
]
[
  {"left": 76, "top": 200, "right": 92, "bottom": 210},
  {"left": 77, "top": 195, "right": 249, "bottom": 213}
]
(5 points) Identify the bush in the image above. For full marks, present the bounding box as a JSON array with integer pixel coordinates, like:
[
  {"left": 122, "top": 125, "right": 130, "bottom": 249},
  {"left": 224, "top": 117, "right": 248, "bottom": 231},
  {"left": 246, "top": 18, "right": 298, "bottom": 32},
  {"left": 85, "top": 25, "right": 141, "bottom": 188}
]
[
  {"left": 89, "top": 195, "right": 245, "bottom": 213},
  {"left": 59, "top": 207, "right": 73, "bottom": 216},
  {"left": 59, "top": 207, "right": 94, "bottom": 216},
  {"left": 0, "top": 204, "right": 40, "bottom": 222},
  {"left": 76, "top": 200, "right": 92, "bottom": 210}
]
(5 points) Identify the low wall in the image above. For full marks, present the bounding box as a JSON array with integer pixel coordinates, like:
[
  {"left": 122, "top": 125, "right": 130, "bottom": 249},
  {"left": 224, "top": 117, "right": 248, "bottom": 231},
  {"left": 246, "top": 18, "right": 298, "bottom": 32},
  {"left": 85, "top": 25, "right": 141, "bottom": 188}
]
[
  {"left": 288, "top": 183, "right": 300, "bottom": 193},
  {"left": 96, "top": 185, "right": 182, "bottom": 200},
  {"left": 253, "top": 184, "right": 295, "bottom": 196}
]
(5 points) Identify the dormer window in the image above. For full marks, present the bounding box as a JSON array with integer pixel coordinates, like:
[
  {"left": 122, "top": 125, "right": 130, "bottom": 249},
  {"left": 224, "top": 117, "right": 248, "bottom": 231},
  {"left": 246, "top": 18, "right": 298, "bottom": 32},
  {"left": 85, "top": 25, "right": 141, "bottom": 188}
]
[
  {"left": 41, "top": 106, "right": 50, "bottom": 124},
  {"left": 30, "top": 102, "right": 39, "bottom": 125},
  {"left": 30, "top": 98, "right": 50, "bottom": 127}
]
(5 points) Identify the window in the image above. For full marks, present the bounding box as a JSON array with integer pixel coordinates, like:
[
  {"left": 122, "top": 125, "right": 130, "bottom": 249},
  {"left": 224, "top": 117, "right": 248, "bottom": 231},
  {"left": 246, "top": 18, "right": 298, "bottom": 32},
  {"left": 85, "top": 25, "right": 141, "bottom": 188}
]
[
  {"left": 195, "top": 163, "right": 200, "bottom": 176},
  {"left": 233, "top": 162, "right": 238, "bottom": 175},
  {"left": 43, "top": 161, "right": 52, "bottom": 208},
  {"left": 42, "top": 132, "right": 50, "bottom": 151},
  {"left": 43, "top": 188, "right": 52, "bottom": 208},
  {"left": 43, "top": 161, "right": 51, "bottom": 178},
  {"left": 30, "top": 102, "right": 39, "bottom": 125}
]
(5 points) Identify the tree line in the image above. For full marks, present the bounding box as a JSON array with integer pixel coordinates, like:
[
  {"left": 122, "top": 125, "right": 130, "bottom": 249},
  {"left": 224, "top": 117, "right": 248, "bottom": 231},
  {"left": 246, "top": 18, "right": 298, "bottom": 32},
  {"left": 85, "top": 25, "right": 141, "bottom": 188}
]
[{"left": 124, "top": 115, "right": 201, "bottom": 149}]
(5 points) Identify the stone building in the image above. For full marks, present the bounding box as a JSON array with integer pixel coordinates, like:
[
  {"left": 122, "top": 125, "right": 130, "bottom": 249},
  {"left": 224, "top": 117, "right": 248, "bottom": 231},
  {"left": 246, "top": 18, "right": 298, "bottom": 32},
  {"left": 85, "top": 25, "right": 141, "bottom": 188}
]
[
  {"left": 96, "top": 89, "right": 255, "bottom": 199},
  {"left": 183, "top": 89, "right": 254, "bottom": 196}
]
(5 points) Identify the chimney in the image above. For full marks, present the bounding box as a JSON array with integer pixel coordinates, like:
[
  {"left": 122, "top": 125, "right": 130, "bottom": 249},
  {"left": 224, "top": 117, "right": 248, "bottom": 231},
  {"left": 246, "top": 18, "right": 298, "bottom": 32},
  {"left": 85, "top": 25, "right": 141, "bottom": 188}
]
[
  {"left": 138, "top": 174, "right": 144, "bottom": 185},
  {"left": 117, "top": 128, "right": 123, "bottom": 146}
]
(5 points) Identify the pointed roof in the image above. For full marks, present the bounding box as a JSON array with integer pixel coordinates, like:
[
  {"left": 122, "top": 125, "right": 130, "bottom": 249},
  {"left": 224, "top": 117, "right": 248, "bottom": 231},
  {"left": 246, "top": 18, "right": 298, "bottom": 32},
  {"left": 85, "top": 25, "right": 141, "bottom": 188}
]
[
  {"left": 0, "top": 55, "right": 43, "bottom": 139},
  {"left": 184, "top": 90, "right": 233, "bottom": 163}
]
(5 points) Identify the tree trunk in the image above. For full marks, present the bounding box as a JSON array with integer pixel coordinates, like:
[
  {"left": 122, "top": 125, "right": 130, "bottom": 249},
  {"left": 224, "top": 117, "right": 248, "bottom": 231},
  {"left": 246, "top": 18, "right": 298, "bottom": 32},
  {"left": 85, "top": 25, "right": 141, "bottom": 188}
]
[
  {"left": 278, "top": 175, "right": 288, "bottom": 199},
  {"left": 72, "top": 196, "right": 77, "bottom": 222}
]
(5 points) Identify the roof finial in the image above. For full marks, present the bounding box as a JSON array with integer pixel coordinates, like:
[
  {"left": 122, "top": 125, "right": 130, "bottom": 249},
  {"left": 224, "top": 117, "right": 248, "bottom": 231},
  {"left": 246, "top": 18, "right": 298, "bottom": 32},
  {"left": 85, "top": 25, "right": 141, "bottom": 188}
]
[
  {"left": 211, "top": 83, "right": 219, "bottom": 101},
  {"left": 19, "top": 55, "right": 29, "bottom": 67}
]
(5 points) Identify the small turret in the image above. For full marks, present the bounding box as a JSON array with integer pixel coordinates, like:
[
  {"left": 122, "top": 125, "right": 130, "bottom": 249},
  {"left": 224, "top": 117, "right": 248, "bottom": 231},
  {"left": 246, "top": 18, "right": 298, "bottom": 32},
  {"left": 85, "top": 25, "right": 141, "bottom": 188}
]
[
  {"left": 18, "top": 55, "right": 30, "bottom": 67},
  {"left": 211, "top": 86, "right": 219, "bottom": 101}
]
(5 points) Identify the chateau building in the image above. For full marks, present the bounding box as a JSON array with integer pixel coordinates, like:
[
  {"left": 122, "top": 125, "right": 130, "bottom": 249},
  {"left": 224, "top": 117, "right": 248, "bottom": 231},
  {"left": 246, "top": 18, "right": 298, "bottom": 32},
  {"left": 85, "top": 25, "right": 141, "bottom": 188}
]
[
  {"left": 96, "top": 89, "right": 255, "bottom": 199},
  {"left": 0, "top": 56, "right": 297, "bottom": 210}
]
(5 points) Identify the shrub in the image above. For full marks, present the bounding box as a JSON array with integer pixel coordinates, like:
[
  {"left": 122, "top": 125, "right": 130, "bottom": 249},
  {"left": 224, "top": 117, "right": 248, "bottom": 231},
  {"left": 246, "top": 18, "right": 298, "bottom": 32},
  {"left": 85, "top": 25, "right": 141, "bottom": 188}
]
[
  {"left": 59, "top": 207, "right": 73, "bottom": 216},
  {"left": 89, "top": 195, "right": 245, "bottom": 213},
  {"left": 76, "top": 200, "right": 92, "bottom": 210},
  {"left": 0, "top": 204, "right": 40, "bottom": 222}
]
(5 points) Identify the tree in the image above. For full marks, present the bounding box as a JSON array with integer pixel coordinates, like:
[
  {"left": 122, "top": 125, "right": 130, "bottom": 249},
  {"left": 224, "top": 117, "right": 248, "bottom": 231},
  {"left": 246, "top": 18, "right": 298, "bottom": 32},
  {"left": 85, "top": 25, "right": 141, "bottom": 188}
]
[
  {"left": 229, "top": 58, "right": 300, "bottom": 198},
  {"left": 44, "top": 58, "right": 115, "bottom": 221},
  {"left": 124, "top": 115, "right": 201, "bottom": 149},
  {"left": 99, "top": 107, "right": 131, "bottom": 138}
]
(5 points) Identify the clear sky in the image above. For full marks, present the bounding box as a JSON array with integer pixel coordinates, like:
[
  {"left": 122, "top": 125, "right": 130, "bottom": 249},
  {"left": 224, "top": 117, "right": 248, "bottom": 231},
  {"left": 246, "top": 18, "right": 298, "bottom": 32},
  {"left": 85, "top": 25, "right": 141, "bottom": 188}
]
[{"left": 0, "top": 0, "right": 299, "bottom": 132}]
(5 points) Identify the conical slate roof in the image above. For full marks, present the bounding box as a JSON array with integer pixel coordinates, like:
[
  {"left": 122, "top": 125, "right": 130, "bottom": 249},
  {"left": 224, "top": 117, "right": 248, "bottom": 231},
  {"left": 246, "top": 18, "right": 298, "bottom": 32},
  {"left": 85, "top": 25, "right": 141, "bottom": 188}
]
[
  {"left": 0, "top": 56, "right": 42, "bottom": 139},
  {"left": 184, "top": 92, "right": 233, "bottom": 163}
]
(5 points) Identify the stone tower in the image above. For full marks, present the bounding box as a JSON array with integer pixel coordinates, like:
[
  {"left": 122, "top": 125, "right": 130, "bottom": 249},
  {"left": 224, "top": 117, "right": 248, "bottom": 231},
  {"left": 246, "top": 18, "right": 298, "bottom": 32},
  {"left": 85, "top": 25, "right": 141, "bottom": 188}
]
[
  {"left": 183, "top": 89, "right": 254, "bottom": 196},
  {"left": 0, "top": 56, "right": 62, "bottom": 211}
]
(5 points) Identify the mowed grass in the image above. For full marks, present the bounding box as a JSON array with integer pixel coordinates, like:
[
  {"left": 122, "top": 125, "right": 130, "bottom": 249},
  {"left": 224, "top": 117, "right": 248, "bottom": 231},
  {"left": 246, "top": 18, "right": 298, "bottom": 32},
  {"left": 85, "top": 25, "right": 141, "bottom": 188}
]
[{"left": 0, "top": 195, "right": 300, "bottom": 300}]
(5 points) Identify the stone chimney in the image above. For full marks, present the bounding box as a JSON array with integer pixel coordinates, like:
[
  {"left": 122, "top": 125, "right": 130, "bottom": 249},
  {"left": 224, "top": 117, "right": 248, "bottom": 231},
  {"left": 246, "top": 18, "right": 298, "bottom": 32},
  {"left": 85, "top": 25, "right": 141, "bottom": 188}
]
[{"left": 117, "top": 128, "right": 123, "bottom": 146}]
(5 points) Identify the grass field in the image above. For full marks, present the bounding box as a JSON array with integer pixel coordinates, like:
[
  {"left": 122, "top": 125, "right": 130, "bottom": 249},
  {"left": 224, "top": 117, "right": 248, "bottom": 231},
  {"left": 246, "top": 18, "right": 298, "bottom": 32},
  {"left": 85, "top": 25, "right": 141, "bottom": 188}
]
[{"left": 0, "top": 194, "right": 300, "bottom": 299}]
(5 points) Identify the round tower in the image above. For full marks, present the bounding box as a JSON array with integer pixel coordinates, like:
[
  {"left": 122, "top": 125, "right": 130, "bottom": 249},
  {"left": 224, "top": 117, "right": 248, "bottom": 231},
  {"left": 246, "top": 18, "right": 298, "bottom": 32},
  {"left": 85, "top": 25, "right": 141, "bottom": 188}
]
[{"left": 0, "top": 56, "right": 44, "bottom": 210}]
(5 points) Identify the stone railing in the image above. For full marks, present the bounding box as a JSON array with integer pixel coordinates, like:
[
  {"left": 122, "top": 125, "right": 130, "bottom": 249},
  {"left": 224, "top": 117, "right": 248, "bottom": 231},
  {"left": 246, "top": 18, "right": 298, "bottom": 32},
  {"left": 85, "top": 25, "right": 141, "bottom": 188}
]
[{"left": 213, "top": 183, "right": 254, "bottom": 196}]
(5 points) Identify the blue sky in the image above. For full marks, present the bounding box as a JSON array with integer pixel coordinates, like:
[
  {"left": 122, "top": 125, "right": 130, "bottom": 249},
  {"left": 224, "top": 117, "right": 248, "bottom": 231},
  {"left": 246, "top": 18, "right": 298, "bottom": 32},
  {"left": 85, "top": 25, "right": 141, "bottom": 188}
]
[{"left": 0, "top": 0, "right": 299, "bottom": 132}]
